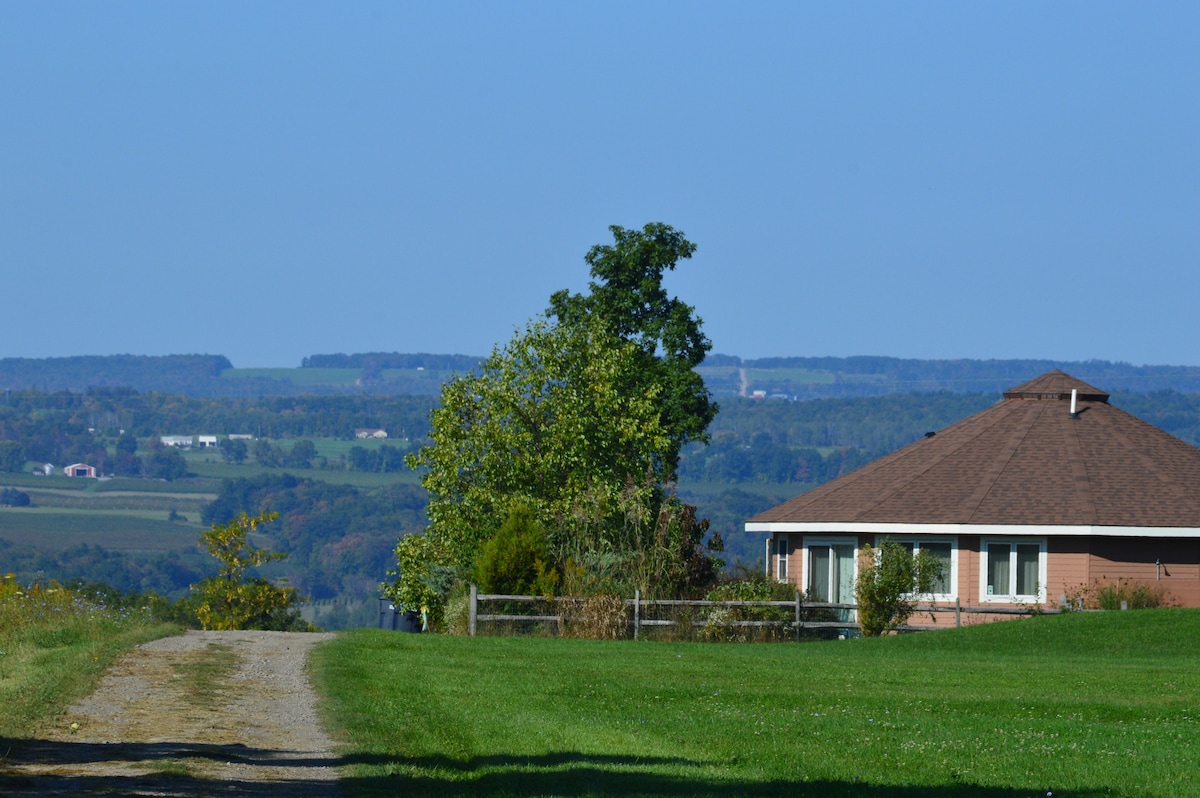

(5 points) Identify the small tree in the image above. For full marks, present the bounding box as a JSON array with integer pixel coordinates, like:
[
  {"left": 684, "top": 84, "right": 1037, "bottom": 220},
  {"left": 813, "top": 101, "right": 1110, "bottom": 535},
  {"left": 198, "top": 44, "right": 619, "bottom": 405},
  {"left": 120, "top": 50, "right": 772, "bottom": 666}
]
[
  {"left": 474, "top": 504, "right": 558, "bottom": 597},
  {"left": 192, "top": 511, "right": 310, "bottom": 631},
  {"left": 855, "top": 539, "right": 944, "bottom": 637}
]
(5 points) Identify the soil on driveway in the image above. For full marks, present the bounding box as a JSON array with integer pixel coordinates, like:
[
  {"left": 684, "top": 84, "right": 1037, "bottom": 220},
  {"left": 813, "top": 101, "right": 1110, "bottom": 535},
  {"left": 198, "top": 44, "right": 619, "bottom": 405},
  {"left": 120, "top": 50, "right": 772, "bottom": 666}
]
[{"left": 0, "top": 630, "right": 343, "bottom": 797}]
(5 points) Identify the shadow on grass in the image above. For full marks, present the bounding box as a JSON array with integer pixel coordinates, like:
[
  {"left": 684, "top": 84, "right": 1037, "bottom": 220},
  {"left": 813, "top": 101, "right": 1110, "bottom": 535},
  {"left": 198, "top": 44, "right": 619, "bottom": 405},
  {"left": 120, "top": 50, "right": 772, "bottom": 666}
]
[{"left": 0, "top": 738, "right": 1116, "bottom": 797}]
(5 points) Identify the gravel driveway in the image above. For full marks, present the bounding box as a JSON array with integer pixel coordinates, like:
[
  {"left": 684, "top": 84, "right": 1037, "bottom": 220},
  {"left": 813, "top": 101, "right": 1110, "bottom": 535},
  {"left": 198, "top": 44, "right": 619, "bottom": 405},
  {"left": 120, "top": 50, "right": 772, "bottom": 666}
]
[{"left": 0, "top": 630, "right": 343, "bottom": 797}]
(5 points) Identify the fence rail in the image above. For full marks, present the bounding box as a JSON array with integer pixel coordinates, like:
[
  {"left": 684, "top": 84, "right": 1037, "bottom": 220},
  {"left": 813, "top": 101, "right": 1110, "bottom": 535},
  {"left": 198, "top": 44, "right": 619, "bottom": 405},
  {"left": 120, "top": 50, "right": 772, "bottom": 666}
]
[{"left": 467, "top": 585, "right": 1059, "bottom": 638}]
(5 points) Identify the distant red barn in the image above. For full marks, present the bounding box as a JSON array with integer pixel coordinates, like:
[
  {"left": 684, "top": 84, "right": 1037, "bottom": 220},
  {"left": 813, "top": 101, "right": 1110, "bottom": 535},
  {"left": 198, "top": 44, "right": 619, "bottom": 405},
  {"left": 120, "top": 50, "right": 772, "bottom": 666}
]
[{"left": 64, "top": 463, "right": 98, "bottom": 478}]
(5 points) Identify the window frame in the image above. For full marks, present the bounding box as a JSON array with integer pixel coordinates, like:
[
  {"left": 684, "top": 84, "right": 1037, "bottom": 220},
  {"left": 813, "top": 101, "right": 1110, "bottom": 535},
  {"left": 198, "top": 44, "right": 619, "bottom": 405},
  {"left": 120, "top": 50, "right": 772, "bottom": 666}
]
[
  {"left": 978, "top": 538, "right": 1047, "bottom": 603},
  {"left": 775, "top": 534, "right": 790, "bottom": 582},
  {"left": 874, "top": 536, "right": 958, "bottom": 601},
  {"left": 801, "top": 537, "right": 858, "bottom": 605}
]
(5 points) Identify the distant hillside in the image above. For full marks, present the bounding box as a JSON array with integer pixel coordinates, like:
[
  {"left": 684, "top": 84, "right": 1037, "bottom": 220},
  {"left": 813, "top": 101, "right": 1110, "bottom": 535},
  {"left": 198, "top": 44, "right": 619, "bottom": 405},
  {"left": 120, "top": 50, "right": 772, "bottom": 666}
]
[
  {"left": 0, "top": 355, "right": 233, "bottom": 395},
  {"left": 4, "top": 352, "right": 1200, "bottom": 399},
  {"left": 698, "top": 355, "right": 1200, "bottom": 398}
]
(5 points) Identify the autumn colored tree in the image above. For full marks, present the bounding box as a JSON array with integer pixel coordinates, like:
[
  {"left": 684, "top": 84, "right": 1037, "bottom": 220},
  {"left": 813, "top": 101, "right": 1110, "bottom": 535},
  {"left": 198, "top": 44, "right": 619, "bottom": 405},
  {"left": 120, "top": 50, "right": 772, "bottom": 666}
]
[{"left": 192, "top": 511, "right": 310, "bottom": 631}]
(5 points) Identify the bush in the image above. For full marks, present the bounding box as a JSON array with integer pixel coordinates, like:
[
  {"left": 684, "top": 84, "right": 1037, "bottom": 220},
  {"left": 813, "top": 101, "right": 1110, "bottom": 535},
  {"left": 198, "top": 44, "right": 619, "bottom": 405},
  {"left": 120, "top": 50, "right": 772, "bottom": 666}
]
[
  {"left": 1064, "top": 579, "right": 1178, "bottom": 611},
  {"left": 855, "top": 539, "right": 944, "bottom": 636},
  {"left": 474, "top": 504, "right": 558, "bottom": 597}
]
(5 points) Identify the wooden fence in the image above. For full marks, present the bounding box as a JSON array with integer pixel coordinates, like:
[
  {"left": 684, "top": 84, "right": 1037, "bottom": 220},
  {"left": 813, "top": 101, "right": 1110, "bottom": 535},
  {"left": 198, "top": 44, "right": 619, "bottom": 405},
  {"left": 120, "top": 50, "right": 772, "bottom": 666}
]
[{"left": 467, "top": 585, "right": 1060, "bottom": 639}]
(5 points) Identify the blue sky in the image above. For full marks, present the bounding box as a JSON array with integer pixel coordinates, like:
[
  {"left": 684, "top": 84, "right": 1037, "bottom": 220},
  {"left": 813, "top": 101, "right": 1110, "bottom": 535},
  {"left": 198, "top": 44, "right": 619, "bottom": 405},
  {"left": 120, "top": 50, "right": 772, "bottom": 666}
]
[{"left": 2, "top": 3, "right": 1197, "bottom": 367}]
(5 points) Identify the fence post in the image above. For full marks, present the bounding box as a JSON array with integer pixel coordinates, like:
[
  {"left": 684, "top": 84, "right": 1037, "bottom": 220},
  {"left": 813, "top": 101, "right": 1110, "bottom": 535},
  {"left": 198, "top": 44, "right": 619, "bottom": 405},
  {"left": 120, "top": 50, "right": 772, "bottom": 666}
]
[
  {"left": 795, "top": 591, "right": 801, "bottom": 641},
  {"left": 469, "top": 583, "right": 478, "bottom": 637},
  {"left": 633, "top": 589, "right": 640, "bottom": 640},
  {"left": 954, "top": 597, "right": 961, "bottom": 628}
]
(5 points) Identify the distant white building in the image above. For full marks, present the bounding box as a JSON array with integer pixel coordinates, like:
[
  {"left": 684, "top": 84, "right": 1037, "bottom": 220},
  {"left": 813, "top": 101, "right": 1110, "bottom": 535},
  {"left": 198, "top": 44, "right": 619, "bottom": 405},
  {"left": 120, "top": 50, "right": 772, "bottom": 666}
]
[
  {"left": 354, "top": 428, "right": 388, "bottom": 439},
  {"left": 228, "top": 434, "right": 254, "bottom": 441},
  {"left": 161, "top": 435, "right": 194, "bottom": 448},
  {"left": 197, "top": 435, "right": 219, "bottom": 448},
  {"left": 40, "top": 463, "right": 55, "bottom": 476}
]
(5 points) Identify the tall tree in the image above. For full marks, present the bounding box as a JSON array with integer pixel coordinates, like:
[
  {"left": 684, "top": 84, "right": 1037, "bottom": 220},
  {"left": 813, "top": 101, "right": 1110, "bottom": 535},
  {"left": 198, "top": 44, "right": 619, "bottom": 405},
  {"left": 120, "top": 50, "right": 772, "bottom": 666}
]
[
  {"left": 548, "top": 222, "right": 717, "bottom": 473},
  {"left": 403, "top": 316, "right": 672, "bottom": 573}
]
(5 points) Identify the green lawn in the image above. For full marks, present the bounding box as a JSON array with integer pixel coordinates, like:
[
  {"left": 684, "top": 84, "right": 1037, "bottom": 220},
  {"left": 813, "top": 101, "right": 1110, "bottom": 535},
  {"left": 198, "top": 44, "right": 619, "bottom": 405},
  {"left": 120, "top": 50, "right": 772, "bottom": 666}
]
[{"left": 313, "top": 610, "right": 1200, "bottom": 797}]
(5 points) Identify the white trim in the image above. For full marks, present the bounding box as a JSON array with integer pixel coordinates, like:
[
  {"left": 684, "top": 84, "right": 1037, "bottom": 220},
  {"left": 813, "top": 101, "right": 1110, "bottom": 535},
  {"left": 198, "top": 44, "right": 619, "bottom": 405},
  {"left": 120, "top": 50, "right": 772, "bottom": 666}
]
[{"left": 746, "top": 521, "right": 1200, "bottom": 539}]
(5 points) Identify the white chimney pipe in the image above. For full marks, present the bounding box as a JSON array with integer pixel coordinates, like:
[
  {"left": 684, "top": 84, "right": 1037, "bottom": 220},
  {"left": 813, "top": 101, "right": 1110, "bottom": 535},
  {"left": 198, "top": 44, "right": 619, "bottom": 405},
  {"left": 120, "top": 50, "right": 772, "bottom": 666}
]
[{"left": 1070, "top": 388, "right": 1078, "bottom": 417}]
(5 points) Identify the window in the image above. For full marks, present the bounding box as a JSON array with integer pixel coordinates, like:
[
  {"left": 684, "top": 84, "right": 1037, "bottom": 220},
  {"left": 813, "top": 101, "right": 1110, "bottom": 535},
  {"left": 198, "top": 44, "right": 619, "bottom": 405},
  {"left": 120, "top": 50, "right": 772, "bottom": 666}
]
[
  {"left": 806, "top": 540, "right": 856, "bottom": 622},
  {"left": 888, "top": 538, "right": 956, "bottom": 599},
  {"left": 776, "top": 535, "right": 789, "bottom": 581},
  {"left": 981, "top": 539, "right": 1046, "bottom": 602}
]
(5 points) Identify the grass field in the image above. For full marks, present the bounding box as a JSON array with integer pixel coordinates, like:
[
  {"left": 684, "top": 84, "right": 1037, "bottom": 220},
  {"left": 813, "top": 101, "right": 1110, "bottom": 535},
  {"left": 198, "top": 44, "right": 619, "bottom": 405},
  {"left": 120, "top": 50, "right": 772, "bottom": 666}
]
[
  {"left": 184, "top": 458, "right": 420, "bottom": 488},
  {"left": 313, "top": 610, "right": 1200, "bottom": 797},
  {"left": 0, "top": 508, "right": 201, "bottom": 551}
]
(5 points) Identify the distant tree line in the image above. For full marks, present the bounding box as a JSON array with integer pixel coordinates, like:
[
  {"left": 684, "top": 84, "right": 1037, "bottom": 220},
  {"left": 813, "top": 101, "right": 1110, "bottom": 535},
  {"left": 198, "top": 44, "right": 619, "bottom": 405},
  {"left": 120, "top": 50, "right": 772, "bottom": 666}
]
[
  {"left": 301, "top": 352, "right": 482, "bottom": 371},
  {"left": 699, "top": 354, "right": 1200, "bottom": 398},
  {"left": 0, "top": 355, "right": 232, "bottom": 394}
]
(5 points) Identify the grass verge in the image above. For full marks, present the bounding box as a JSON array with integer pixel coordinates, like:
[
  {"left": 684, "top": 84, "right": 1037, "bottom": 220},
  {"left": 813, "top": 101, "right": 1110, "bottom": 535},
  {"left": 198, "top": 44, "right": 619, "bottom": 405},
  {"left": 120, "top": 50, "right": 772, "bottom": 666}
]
[
  {"left": 312, "top": 610, "right": 1200, "bottom": 797},
  {"left": 0, "top": 577, "right": 179, "bottom": 738}
]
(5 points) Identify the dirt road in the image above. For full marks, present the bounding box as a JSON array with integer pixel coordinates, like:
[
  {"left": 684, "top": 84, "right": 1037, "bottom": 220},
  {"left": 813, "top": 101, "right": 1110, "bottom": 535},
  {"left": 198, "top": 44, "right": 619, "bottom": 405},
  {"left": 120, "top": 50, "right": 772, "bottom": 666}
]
[{"left": 0, "top": 630, "right": 342, "bottom": 797}]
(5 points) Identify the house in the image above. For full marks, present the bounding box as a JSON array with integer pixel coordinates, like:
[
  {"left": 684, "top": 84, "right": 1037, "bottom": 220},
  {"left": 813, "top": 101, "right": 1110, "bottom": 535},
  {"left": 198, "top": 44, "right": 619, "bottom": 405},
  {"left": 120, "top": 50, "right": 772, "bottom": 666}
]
[
  {"left": 354, "top": 428, "right": 388, "bottom": 439},
  {"left": 196, "top": 435, "right": 219, "bottom": 448},
  {"left": 64, "top": 463, "right": 97, "bottom": 478},
  {"left": 39, "top": 463, "right": 54, "bottom": 476},
  {"left": 746, "top": 371, "right": 1200, "bottom": 617},
  {"left": 160, "top": 435, "right": 194, "bottom": 448}
]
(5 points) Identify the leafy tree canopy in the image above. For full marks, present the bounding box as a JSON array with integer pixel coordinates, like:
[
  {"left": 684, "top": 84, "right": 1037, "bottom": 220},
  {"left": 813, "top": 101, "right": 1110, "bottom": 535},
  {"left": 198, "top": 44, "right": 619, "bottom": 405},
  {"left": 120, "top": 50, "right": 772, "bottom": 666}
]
[
  {"left": 406, "top": 316, "right": 672, "bottom": 571},
  {"left": 548, "top": 222, "right": 716, "bottom": 472}
]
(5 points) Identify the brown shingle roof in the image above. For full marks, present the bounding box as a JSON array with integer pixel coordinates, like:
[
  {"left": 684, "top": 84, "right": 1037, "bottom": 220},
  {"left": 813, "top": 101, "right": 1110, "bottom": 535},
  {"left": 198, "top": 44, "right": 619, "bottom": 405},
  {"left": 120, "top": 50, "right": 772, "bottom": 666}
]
[{"left": 747, "top": 371, "right": 1200, "bottom": 528}]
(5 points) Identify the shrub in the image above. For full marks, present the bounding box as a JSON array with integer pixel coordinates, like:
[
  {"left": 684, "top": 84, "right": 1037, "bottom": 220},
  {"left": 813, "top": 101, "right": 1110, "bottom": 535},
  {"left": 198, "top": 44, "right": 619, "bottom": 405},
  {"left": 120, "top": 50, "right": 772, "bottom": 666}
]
[
  {"left": 1063, "top": 578, "right": 1179, "bottom": 611},
  {"left": 855, "top": 539, "right": 944, "bottom": 637},
  {"left": 474, "top": 504, "right": 559, "bottom": 597}
]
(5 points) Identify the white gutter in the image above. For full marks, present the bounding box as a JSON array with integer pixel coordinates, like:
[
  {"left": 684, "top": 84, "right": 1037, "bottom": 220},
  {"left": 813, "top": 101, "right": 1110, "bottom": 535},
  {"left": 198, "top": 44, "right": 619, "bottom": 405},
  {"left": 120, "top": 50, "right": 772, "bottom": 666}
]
[{"left": 744, "top": 521, "right": 1200, "bottom": 539}]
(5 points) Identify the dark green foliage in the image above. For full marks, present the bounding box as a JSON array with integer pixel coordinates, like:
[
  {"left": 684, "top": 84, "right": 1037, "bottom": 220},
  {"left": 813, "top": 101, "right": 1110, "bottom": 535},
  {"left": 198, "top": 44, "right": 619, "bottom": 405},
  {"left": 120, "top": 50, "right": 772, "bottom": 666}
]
[
  {"left": 143, "top": 441, "right": 188, "bottom": 480},
  {"left": 202, "top": 473, "right": 427, "bottom": 600},
  {"left": 346, "top": 443, "right": 408, "bottom": 472},
  {"left": 474, "top": 504, "right": 558, "bottom": 596},
  {"left": 0, "top": 486, "right": 30, "bottom": 506},
  {"left": 0, "top": 440, "right": 27, "bottom": 472},
  {"left": 287, "top": 438, "right": 317, "bottom": 468},
  {"left": 548, "top": 222, "right": 716, "bottom": 474},
  {"left": 219, "top": 436, "right": 248, "bottom": 464},
  {"left": 0, "top": 538, "right": 208, "bottom": 599}
]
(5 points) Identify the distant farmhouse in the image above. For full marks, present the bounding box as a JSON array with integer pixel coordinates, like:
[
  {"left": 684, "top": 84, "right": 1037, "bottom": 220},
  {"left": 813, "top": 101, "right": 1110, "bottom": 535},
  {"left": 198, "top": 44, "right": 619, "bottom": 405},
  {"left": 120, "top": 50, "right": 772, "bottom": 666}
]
[
  {"left": 354, "top": 428, "right": 388, "bottom": 439},
  {"left": 160, "top": 435, "right": 194, "bottom": 448},
  {"left": 63, "top": 463, "right": 97, "bottom": 478},
  {"left": 748, "top": 371, "right": 1200, "bottom": 615}
]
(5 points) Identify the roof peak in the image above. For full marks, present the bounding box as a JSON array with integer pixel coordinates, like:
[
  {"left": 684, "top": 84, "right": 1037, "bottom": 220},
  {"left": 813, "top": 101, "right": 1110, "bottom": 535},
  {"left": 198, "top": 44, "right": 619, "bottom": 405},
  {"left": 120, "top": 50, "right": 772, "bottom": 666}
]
[{"left": 1003, "top": 370, "right": 1109, "bottom": 402}]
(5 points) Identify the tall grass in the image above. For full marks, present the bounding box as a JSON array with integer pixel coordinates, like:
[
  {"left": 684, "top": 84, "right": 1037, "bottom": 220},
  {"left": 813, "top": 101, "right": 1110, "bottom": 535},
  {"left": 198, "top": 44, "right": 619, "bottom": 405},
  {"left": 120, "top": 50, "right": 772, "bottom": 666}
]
[
  {"left": 0, "top": 575, "right": 177, "bottom": 737},
  {"left": 313, "top": 610, "right": 1200, "bottom": 797}
]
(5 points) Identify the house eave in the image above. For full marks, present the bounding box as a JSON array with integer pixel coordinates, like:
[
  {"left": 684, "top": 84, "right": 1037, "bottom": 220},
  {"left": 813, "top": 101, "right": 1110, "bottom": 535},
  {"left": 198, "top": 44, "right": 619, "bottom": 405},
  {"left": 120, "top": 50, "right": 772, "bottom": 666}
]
[{"left": 744, "top": 521, "right": 1200, "bottom": 538}]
